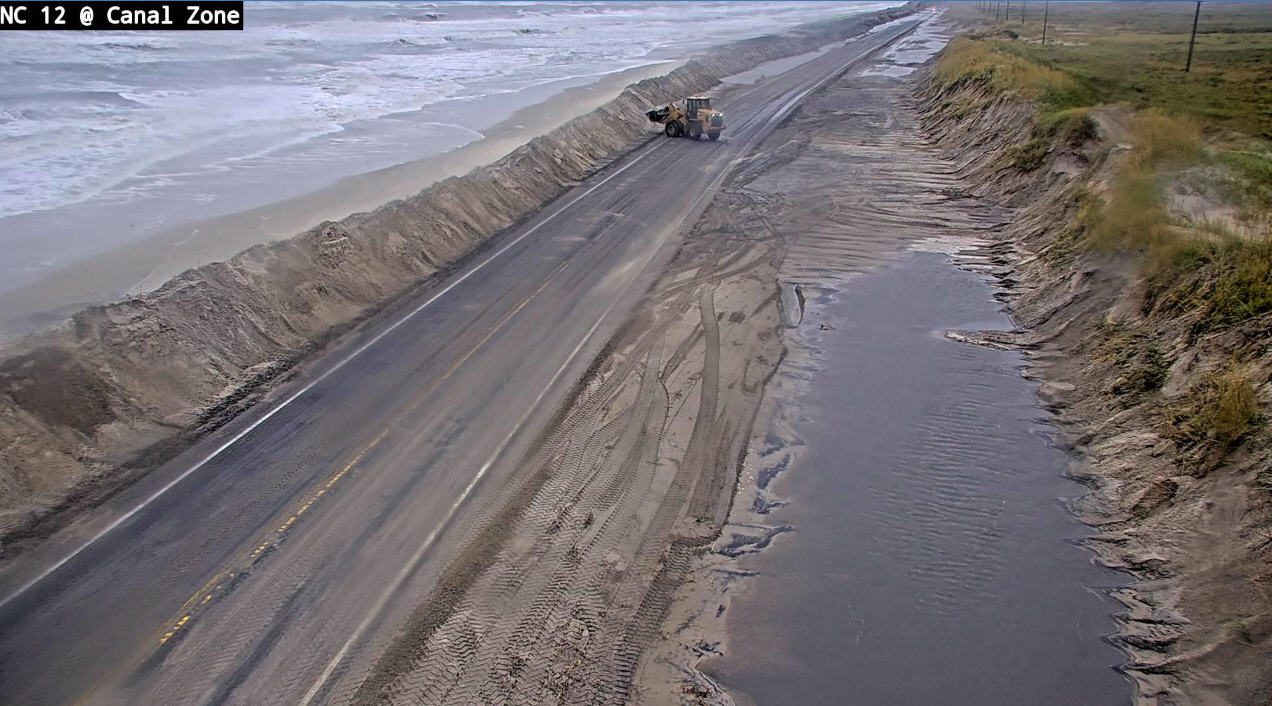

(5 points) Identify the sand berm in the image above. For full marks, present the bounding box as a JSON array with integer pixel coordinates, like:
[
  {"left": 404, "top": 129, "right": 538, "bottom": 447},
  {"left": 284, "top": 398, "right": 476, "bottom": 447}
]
[{"left": 0, "top": 5, "right": 916, "bottom": 549}]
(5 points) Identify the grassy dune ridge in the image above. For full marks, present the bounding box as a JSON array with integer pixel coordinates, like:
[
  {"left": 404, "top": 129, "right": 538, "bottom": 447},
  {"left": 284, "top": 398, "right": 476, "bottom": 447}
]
[{"left": 936, "top": 7, "right": 1270, "bottom": 453}]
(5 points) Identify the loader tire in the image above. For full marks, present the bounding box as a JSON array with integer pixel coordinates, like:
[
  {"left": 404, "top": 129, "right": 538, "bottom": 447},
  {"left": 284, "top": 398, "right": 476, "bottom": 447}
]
[
  {"left": 708, "top": 131, "right": 720, "bottom": 141},
  {"left": 688, "top": 122, "right": 702, "bottom": 140},
  {"left": 665, "top": 121, "right": 678, "bottom": 137}
]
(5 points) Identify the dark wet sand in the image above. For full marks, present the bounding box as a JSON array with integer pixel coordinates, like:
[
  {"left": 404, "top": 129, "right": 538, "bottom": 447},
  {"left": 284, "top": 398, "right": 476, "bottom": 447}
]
[{"left": 710, "top": 250, "right": 1129, "bottom": 705}]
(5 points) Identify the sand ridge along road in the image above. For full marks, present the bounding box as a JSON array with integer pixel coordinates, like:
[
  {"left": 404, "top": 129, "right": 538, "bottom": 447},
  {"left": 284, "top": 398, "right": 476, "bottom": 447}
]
[{"left": 0, "top": 19, "right": 921, "bottom": 706}]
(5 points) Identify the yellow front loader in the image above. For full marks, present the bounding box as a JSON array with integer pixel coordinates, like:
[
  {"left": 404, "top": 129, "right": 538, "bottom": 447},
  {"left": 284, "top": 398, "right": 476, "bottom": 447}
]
[{"left": 646, "top": 96, "right": 724, "bottom": 141}]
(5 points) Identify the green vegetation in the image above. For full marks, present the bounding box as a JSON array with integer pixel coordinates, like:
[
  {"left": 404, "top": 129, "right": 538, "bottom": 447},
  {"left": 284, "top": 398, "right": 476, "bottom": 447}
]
[
  {"left": 935, "top": 37, "right": 1097, "bottom": 126},
  {"left": 1170, "top": 367, "right": 1263, "bottom": 450},
  {"left": 1011, "top": 31, "right": 1272, "bottom": 140},
  {"left": 939, "top": 3, "right": 1271, "bottom": 456},
  {"left": 1099, "top": 322, "right": 1171, "bottom": 403},
  {"left": 1036, "top": 107, "right": 1099, "bottom": 145},
  {"left": 1218, "top": 148, "right": 1272, "bottom": 219},
  {"left": 979, "top": 2, "right": 1272, "bottom": 138},
  {"left": 936, "top": 8, "right": 1272, "bottom": 333},
  {"left": 1005, "top": 138, "right": 1050, "bottom": 171},
  {"left": 1140, "top": 236, "right": 1272, "bottom": 333}
]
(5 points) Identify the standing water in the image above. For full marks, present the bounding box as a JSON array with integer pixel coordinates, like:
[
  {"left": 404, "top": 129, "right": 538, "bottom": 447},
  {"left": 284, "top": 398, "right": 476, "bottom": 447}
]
[{"left": 708, "top": 249, "right": 1129, "bottom": 705}]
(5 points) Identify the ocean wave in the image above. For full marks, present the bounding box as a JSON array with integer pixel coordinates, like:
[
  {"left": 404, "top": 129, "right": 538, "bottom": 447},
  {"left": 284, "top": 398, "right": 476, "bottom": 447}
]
[
  {"left": 99, "top": 41, "right": 169, "bottom": 52},
  {"left": 1, "top": 1, "right": 894, "bottom": 225},
  {"left": 0, "top": 89, "right": 144, "bottom": 108},
  {"left": 375, "top": 10, "right": 446, "bottom": 23}
]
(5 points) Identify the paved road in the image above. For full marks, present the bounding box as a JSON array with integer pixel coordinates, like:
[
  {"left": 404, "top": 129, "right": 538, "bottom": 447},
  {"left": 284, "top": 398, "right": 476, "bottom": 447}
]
[{"left": 0, "top": 20, "right": 919, "bottom": 706}]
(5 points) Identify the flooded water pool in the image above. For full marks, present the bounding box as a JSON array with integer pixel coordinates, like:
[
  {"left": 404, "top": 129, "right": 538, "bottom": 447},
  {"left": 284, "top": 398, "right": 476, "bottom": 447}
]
[{"left": 708, "top": 249, "right": 1129, "bottom": 705}]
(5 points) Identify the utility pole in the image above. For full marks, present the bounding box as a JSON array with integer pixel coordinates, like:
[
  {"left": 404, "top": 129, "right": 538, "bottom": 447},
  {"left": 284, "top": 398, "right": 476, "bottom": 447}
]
[
  {"left": 1185, "top": 0, "right": 1201, "bottom": 72},
  {"left": 1042, "top": 0, "right": 1049, "bottom": 45},
  {"left": 1022, "top": 0, "right": 1026, "bottom": 26}
]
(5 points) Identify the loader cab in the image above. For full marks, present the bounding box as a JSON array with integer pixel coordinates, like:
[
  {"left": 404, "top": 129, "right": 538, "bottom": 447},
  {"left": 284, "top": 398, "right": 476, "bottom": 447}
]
[{"left": 686, "top": 96, "right": 711, "bottom": 120}]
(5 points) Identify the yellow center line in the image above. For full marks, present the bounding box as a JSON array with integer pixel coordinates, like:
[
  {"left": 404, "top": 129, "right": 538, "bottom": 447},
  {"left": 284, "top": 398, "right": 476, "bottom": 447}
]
[
  {"left": 70, "top": 129, "right": 670, "bottom": 706},
  {"left": 150, "top": 227, "right": 598, "bottom": 648}
]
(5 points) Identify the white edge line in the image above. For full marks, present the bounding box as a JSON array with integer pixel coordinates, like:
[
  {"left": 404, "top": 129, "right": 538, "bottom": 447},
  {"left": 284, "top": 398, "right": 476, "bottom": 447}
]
[
  {"left": 0, "top": 141, "right": 665, "bottom": 610},
  {"left": 2, "top": 8, "right": 919, "bottom": 613},
  {"left": 296, "top": 23, "right": 924, "bottom": 703},
  {"left": 298, "top": 297, "right": 620, "bottom": 706}
]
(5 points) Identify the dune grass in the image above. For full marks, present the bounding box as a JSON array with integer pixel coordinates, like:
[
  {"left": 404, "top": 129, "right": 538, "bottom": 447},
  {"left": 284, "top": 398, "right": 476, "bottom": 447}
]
[
  {"left": 1085, "top": 112, "right": 1272, "bottom": 332},
  {"left": 935, "top": 37, "right": 1085, "bottom": 101},
  {"left": 1012, "top": 30, "right": 1272, "bottom": 140},
  {"left": 935, "top": 37, "right": 1097, "bottom": 120},
  {"left": 1171, "top": 366, "right": 1263, "bottom": 450},
  {"left": 937, "top": 7, "right": 1272, "bottom": 333},
  {"left": 939, "top": 4, "right": 1270, "bottom": 456},
  {"left": 974, "top": 1, "right": 1272, "bottom": 138}
]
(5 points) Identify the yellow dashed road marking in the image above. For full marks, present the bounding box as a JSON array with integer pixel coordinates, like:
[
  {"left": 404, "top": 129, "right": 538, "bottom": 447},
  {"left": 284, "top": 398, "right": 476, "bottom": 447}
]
[{"left": 152, "top": 224, "right": 594, "bottom": 647}]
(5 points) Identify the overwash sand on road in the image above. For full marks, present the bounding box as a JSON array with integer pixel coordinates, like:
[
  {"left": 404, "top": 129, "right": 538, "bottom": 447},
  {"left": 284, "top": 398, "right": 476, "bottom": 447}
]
[
  {"left": 0, "top": 9, "right": 920, "bottom": 706},
  {"left": 0, "top": 4, "right": 915, "bottom": 547}
]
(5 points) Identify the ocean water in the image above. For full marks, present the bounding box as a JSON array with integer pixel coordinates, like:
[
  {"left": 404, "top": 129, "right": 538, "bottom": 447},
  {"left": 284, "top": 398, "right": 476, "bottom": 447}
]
[{"left": 0, "top": 1, "right": 896, "bottom": 291}]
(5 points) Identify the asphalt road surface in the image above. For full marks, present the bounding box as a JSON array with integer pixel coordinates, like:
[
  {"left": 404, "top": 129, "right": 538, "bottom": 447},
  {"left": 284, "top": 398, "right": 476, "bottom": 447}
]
[{"left": 0, "top": 19, "right": 919, "bottom": 706}]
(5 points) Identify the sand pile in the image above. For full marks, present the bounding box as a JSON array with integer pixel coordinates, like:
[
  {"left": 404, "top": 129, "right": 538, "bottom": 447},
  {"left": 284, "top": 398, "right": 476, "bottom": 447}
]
[{"left": 0, "top": 5, "right": 916, "bottom": 545}]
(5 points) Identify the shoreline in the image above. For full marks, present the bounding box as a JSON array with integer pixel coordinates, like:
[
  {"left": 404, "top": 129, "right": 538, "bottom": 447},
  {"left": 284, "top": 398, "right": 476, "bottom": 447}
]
[
  {"left": 0, "top": 61, "right": 682, "bottom": 343},
  {"left": 3, "top": 1, "right": 913, "bottom": 342},
  {"left": 0, "top": 1, "right": 920, "bottom": 559}
]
